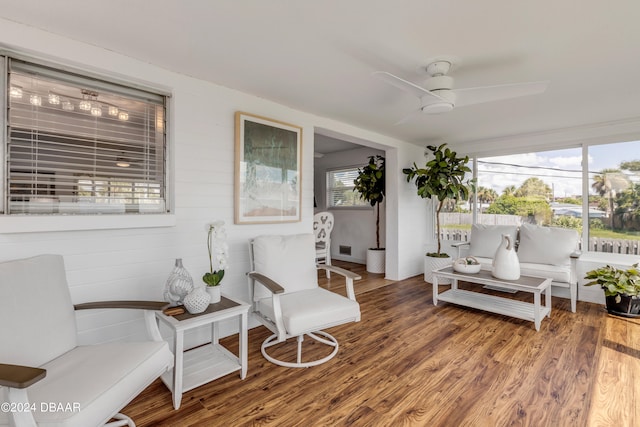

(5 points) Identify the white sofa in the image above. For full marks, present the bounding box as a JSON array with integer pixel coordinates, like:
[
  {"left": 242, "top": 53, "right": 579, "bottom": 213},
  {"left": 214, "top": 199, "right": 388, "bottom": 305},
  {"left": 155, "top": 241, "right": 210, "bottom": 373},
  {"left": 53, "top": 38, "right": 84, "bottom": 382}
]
[{"left": 453, "top": 224, "right": 580, "bottom": 312}]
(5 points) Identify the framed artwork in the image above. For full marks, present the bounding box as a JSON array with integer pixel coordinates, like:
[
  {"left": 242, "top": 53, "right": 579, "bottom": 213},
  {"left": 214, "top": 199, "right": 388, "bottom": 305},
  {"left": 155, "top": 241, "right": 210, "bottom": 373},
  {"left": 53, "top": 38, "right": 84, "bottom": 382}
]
[{"left": 234, "top": 112, "right": 303, "bottom": 224}]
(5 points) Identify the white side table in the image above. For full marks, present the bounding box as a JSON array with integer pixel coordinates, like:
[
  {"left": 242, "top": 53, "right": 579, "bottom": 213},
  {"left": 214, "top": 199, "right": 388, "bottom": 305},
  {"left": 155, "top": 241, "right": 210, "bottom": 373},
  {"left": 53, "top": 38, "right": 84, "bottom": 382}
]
[{"left": 155, "top": 295, "right": 250, "bottom": 409}]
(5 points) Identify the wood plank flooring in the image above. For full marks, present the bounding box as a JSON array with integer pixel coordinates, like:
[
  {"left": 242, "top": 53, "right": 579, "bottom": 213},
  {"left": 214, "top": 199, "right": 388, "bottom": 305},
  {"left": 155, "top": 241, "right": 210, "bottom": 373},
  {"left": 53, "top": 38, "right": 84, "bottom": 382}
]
[{"left": 122, "top": 261, "right": 640, "bottom": 426}]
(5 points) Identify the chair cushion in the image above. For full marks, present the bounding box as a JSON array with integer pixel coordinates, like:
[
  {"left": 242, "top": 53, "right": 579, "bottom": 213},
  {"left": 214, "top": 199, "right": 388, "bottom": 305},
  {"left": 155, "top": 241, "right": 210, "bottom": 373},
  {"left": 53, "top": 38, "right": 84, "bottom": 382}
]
[
  {"left": 0, "top": 341, "right": 172, "bottom": 427},
  {"left": 252, "top": 234, "right": 318, "bottom": 301},
  {"left": 0, "top": 255, "right": 77, "bottom": 367},
  {"left": 257, "top": 288, "right": 360, "bottom": 336},
  {"left": 467, "top": 225, "right": 519, "bottom": 258},
  {"left": 517, "top": 224, "right": 578, "bottom": 266}
]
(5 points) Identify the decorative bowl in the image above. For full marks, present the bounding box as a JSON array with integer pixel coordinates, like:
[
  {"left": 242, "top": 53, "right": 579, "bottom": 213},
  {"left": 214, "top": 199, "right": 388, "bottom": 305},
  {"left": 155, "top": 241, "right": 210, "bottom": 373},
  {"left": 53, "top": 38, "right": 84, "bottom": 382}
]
[{"left": 453, "top": 256, "right": 481, "bottom": 274}]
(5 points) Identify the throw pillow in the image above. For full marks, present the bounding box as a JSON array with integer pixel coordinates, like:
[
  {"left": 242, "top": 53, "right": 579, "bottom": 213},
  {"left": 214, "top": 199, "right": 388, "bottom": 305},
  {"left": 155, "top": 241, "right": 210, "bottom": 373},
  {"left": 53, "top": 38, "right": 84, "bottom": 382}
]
[
  {"left": 468, "top": 224, "right": 519, "bottom": 258},
  {"left": 517, "top": 224, "right": 579, "bottom": 266}
]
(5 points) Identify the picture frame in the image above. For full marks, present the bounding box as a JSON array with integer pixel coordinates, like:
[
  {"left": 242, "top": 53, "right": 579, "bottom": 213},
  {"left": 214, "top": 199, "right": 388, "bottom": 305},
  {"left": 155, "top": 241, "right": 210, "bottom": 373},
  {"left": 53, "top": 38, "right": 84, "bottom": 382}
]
[{"left": 234, "top": 112, "right": 303, "bottom": 224}]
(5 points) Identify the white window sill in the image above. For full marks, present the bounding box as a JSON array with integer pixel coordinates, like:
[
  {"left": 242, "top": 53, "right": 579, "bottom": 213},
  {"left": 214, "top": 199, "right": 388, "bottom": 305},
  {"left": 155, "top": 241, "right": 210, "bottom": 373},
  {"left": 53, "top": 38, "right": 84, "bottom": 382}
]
[{"left": 0, "top": 214, "right": 176, "bottom": 234}]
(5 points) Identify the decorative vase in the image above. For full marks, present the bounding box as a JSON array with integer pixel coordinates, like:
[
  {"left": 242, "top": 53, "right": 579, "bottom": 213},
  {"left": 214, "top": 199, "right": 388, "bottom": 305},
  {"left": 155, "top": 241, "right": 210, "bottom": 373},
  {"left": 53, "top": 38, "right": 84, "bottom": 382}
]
[
  {"left": 492, "top": 234, "right": 520, "bottom": 280},
  {"left": 183, "top": 287, "right": 211, "bottom": 314},
  {"left": 206, "top": 286, "right": 221, "bottom": 303},
  {"left": 163, "top": 258, "right": 194, "bottom": 305}
]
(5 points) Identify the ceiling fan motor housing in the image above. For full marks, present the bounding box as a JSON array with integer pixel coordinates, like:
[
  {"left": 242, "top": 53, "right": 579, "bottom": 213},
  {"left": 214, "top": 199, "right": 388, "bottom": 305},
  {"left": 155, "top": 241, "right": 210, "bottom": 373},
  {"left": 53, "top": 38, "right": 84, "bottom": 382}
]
[{"left": 421, "top": 87, "right": 455, "bottom": 113}]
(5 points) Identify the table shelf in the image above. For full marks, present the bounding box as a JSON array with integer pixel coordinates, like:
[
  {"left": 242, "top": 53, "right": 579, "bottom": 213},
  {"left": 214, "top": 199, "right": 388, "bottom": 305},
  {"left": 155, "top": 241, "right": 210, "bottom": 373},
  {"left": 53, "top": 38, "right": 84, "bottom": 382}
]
[
  {"left": 155, "top": 295, "right": 249, "bottom": 409},
  {"left": 161, "top": 344, "right": 241, "bottom": 394},
  {"left": 437, "top": 289, "right": 550, "bottom": 323}
]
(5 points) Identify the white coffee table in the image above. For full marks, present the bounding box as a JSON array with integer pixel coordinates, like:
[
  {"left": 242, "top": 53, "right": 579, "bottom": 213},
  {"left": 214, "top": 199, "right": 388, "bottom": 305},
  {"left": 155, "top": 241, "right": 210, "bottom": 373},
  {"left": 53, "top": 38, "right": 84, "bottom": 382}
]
[
  {"left": 155, "top": 295, "right": 250, "bottom": 409},
  {"left": 432, "top": 267, "right": 552, "bottom": 331}
]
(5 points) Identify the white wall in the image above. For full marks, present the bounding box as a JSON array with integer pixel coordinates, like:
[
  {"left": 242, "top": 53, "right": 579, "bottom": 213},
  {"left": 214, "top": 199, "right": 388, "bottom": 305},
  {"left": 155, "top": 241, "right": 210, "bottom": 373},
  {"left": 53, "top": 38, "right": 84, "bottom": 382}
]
[
  {"left": 314, "top": 146, "right": 385, "bottom": 264},
  {"left": 0, "top": 19, "right": 427, "bottom": 346}
]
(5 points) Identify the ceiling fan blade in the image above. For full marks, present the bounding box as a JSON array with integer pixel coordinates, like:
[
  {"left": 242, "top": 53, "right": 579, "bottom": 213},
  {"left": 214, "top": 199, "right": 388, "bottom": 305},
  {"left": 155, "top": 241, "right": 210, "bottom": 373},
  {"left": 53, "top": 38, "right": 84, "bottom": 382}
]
[
  {"left": 453, "top": 81, "right": 549, "bottom": 107},
  {"left": 372, "top": 71, "right": 446, "bottom": 102},
  {"left": 393, "top": 110, "right": 421, "bottom": 126}
]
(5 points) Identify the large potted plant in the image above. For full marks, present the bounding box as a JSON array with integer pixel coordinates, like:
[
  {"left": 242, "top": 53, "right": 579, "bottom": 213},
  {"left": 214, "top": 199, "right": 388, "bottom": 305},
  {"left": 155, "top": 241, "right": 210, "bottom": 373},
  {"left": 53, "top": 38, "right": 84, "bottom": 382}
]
[
  {"left": 585, "top": 263, "right": 640, "bottom": 317},
  {"left": 403, "top": 144, "right": 475, "bottom": 283},
  {"left": 353, "top": 155, "right": 386, "bottom": 273}
]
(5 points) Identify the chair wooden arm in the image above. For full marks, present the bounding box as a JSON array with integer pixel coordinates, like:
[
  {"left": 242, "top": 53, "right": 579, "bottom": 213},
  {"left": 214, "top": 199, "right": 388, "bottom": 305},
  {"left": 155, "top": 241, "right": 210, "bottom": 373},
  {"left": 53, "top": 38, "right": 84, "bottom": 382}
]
[
  {"left": 450, "top": 241, "right": 470, "bottom": 248},
  {"left": 74, "top": 301, "right": 169, "bottom": 311},
  {"left": 451, "top": 241, "right": 470, "bottom": 258},
  {"left": 570, "top": 250, "right": 582, "bottom": 259},
  {"left": 318, "top": 264, "right": 361, "bottom": 281},
  {"left": 317, "top": 265, "right": 360, "bottom": 301},
  {"left": 0, "top": 363, "right": 46, "bottom": 389},
  {"left": 248, "top": 272, "right": 285, "bottom": 294},
  {"left": 74, "top": 301, "right": 168, "bottom": 343}
]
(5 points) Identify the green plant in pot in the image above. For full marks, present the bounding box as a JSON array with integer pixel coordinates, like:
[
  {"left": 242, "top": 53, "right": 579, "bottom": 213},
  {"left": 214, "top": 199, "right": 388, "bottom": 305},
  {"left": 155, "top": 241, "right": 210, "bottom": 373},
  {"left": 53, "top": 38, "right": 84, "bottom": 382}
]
[
  {"left": 403, "top": 144, "right": 475, "bottom": 282},
  {"left": 353, "top": 155, "right": 385, "bottom": 273},
  {"left": 585, "top": 263, "right": 640, "bottom": 317}
]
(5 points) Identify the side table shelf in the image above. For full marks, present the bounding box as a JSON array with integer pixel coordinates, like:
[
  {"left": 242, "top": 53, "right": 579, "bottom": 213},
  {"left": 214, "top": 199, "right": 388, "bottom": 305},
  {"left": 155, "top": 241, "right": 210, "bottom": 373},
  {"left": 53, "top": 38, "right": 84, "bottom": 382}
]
[{"left": 155, "top": 295, "right": 250, "bottom": 409}]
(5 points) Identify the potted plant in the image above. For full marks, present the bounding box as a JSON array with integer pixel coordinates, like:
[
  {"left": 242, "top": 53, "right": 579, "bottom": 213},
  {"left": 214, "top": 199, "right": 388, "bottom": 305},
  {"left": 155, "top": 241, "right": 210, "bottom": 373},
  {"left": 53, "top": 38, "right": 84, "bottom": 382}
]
[
  {"left": 202, "top": 220, "right": 229, "bottom": 303},
  {"left": 585, "top": 263, "right": 640, "bottom": 317},
  {"left": 403, "top": 144, "right": 475, "bottom": 282},
  {"left": 353, "top": 155, "right": 386, "bottom": 273}
]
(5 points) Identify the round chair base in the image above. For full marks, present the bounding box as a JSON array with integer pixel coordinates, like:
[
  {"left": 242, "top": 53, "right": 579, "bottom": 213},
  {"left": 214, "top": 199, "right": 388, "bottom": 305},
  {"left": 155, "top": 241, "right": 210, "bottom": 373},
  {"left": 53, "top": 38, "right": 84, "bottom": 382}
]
[{"left": 261, "top": 331, "right": 339, "bottom": 368}]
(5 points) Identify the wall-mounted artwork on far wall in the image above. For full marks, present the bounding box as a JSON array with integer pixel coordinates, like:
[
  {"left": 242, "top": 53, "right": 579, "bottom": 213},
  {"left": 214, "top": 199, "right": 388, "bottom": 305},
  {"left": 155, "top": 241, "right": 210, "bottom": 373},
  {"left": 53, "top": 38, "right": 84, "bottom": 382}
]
[{"left": 234, "top": 112, "right": 302, "bottom": 224}]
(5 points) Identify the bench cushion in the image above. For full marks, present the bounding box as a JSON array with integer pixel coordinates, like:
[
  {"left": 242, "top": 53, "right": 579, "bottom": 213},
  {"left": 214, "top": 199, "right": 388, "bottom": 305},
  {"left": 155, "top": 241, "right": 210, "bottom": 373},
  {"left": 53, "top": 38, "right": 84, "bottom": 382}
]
[
  {"left": 517, "top": 224, "right": 579, "bottom": 266},
  {"left": 467, "top": 225, "right": 519, "bottom": 258}
]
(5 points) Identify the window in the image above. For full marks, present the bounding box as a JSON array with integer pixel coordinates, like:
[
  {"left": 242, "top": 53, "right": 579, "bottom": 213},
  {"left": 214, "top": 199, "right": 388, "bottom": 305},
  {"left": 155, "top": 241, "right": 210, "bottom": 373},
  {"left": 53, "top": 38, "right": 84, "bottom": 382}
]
[
  {"left": 588, "top": 141, "right": 640, "bottom": 253},
  {"left": 2, "top": 55, "right": 168, "bottom": 216},
  {"left": 443, "top": 142, "right": 640, "bottom": 255},
  {"left": 326, "top": 167, "right": 369, "bottom": 208}
]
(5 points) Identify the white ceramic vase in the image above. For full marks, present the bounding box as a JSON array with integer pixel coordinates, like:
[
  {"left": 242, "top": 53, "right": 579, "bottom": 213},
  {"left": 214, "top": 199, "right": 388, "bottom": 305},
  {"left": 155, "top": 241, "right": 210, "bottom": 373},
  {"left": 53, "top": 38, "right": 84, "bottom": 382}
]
[
  {"left": 183, "top": 287, "right": 211, "bottom": 314},
  {"left": 206, "top": 285, "right": 221, "bottom": 303},
  {"left": 492, "top": 234, "right": 521, "bottom": 280}
]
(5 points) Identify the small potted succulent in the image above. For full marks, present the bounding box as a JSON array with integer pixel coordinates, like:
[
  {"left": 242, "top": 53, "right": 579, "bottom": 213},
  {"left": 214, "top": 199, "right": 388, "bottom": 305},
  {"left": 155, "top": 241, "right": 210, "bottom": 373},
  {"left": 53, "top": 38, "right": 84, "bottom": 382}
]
[{"left": 584, "top": 263, "right": 640, "bottom": 317}]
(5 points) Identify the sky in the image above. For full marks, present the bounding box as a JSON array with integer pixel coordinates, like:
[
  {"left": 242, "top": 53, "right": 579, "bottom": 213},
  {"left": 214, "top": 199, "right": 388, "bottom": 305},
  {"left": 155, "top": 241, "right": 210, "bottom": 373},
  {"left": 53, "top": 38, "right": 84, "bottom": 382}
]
[{"left": 476, "top": 140, "right": 640, "bottom": 198}]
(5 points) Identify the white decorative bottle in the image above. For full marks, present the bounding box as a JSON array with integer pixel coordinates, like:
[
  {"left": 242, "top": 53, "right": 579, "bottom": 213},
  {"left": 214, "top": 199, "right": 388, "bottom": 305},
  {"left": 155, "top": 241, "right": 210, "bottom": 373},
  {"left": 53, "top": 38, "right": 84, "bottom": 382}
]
[
  {"left": 492, "top": 234, "right": 520, "bottom": 280},
  {"left": 163, "top": 258, "right": 194, "bottom": 305}
]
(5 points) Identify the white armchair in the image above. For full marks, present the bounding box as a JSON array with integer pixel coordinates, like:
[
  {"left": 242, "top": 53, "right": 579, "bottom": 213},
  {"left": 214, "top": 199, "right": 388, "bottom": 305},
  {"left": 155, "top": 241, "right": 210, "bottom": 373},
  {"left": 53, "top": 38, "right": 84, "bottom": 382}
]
[
  {"left": 0, "top": 255, "right": 173, "bottom": 427},
  {"left": 248, "top": 234, "right": 361, "bottom": 368}
]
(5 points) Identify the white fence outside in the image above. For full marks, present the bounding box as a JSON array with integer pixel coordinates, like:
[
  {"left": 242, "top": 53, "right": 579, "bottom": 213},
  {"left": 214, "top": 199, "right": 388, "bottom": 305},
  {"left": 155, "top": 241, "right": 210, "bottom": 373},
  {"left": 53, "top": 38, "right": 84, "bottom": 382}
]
[
  {"left": 440, "top": 213, "right": 640, "bottom": 255},
  {"left": 440, "top": 228, "right": 640, "bottom": 255}
]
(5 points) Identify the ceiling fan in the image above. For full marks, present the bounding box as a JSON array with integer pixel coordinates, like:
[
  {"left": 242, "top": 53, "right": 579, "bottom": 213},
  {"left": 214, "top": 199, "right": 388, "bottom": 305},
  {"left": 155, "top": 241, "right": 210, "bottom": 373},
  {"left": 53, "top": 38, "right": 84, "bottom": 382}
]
[{"left": 373, "top": 58, "right": 549, "bottom": 121}]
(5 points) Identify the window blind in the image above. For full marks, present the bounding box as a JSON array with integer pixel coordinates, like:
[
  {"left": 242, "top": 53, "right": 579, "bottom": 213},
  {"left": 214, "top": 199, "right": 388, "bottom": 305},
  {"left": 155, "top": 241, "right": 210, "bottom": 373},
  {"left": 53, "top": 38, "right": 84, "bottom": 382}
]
[
  {"left": 327, "top": 167, "right": 369, "bottom": 208},
  {"left": 5, "top": 58, "right": 167, "bottom": 215}
]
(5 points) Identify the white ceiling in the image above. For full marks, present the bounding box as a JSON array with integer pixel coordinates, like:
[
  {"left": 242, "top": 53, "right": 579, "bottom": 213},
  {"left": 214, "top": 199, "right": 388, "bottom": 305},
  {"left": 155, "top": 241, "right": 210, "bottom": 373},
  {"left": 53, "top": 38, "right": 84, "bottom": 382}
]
[{"left": 2, "top": 1, "right": 640, "bottom": 150}]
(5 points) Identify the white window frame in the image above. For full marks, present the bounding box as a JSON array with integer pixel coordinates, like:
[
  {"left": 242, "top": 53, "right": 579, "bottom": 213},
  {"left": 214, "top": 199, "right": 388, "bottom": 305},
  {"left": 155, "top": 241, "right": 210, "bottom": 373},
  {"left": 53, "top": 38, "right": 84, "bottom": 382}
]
[{"left": 0, "top": 50, "right": 175, "bottom": 233}]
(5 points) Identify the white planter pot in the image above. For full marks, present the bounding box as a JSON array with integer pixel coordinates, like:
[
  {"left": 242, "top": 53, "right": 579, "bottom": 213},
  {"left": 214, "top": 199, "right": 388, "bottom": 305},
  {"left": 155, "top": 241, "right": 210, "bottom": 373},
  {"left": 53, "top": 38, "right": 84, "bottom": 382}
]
[
  {"left": 424, "top": 255, "right": 452, "bottom": 284},
  {"left": 206, "top": 285, "right": 221, "bottom": 303},
  {"left": 366, "top": 249, "right": 385, "bottom": 274}
]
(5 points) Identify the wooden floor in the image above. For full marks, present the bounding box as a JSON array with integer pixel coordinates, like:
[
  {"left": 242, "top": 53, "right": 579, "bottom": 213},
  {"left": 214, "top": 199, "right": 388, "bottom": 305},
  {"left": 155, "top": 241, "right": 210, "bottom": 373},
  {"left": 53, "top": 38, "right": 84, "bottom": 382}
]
[{"left": 123, "top": 261, "right": 640, "bottom": 426}]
